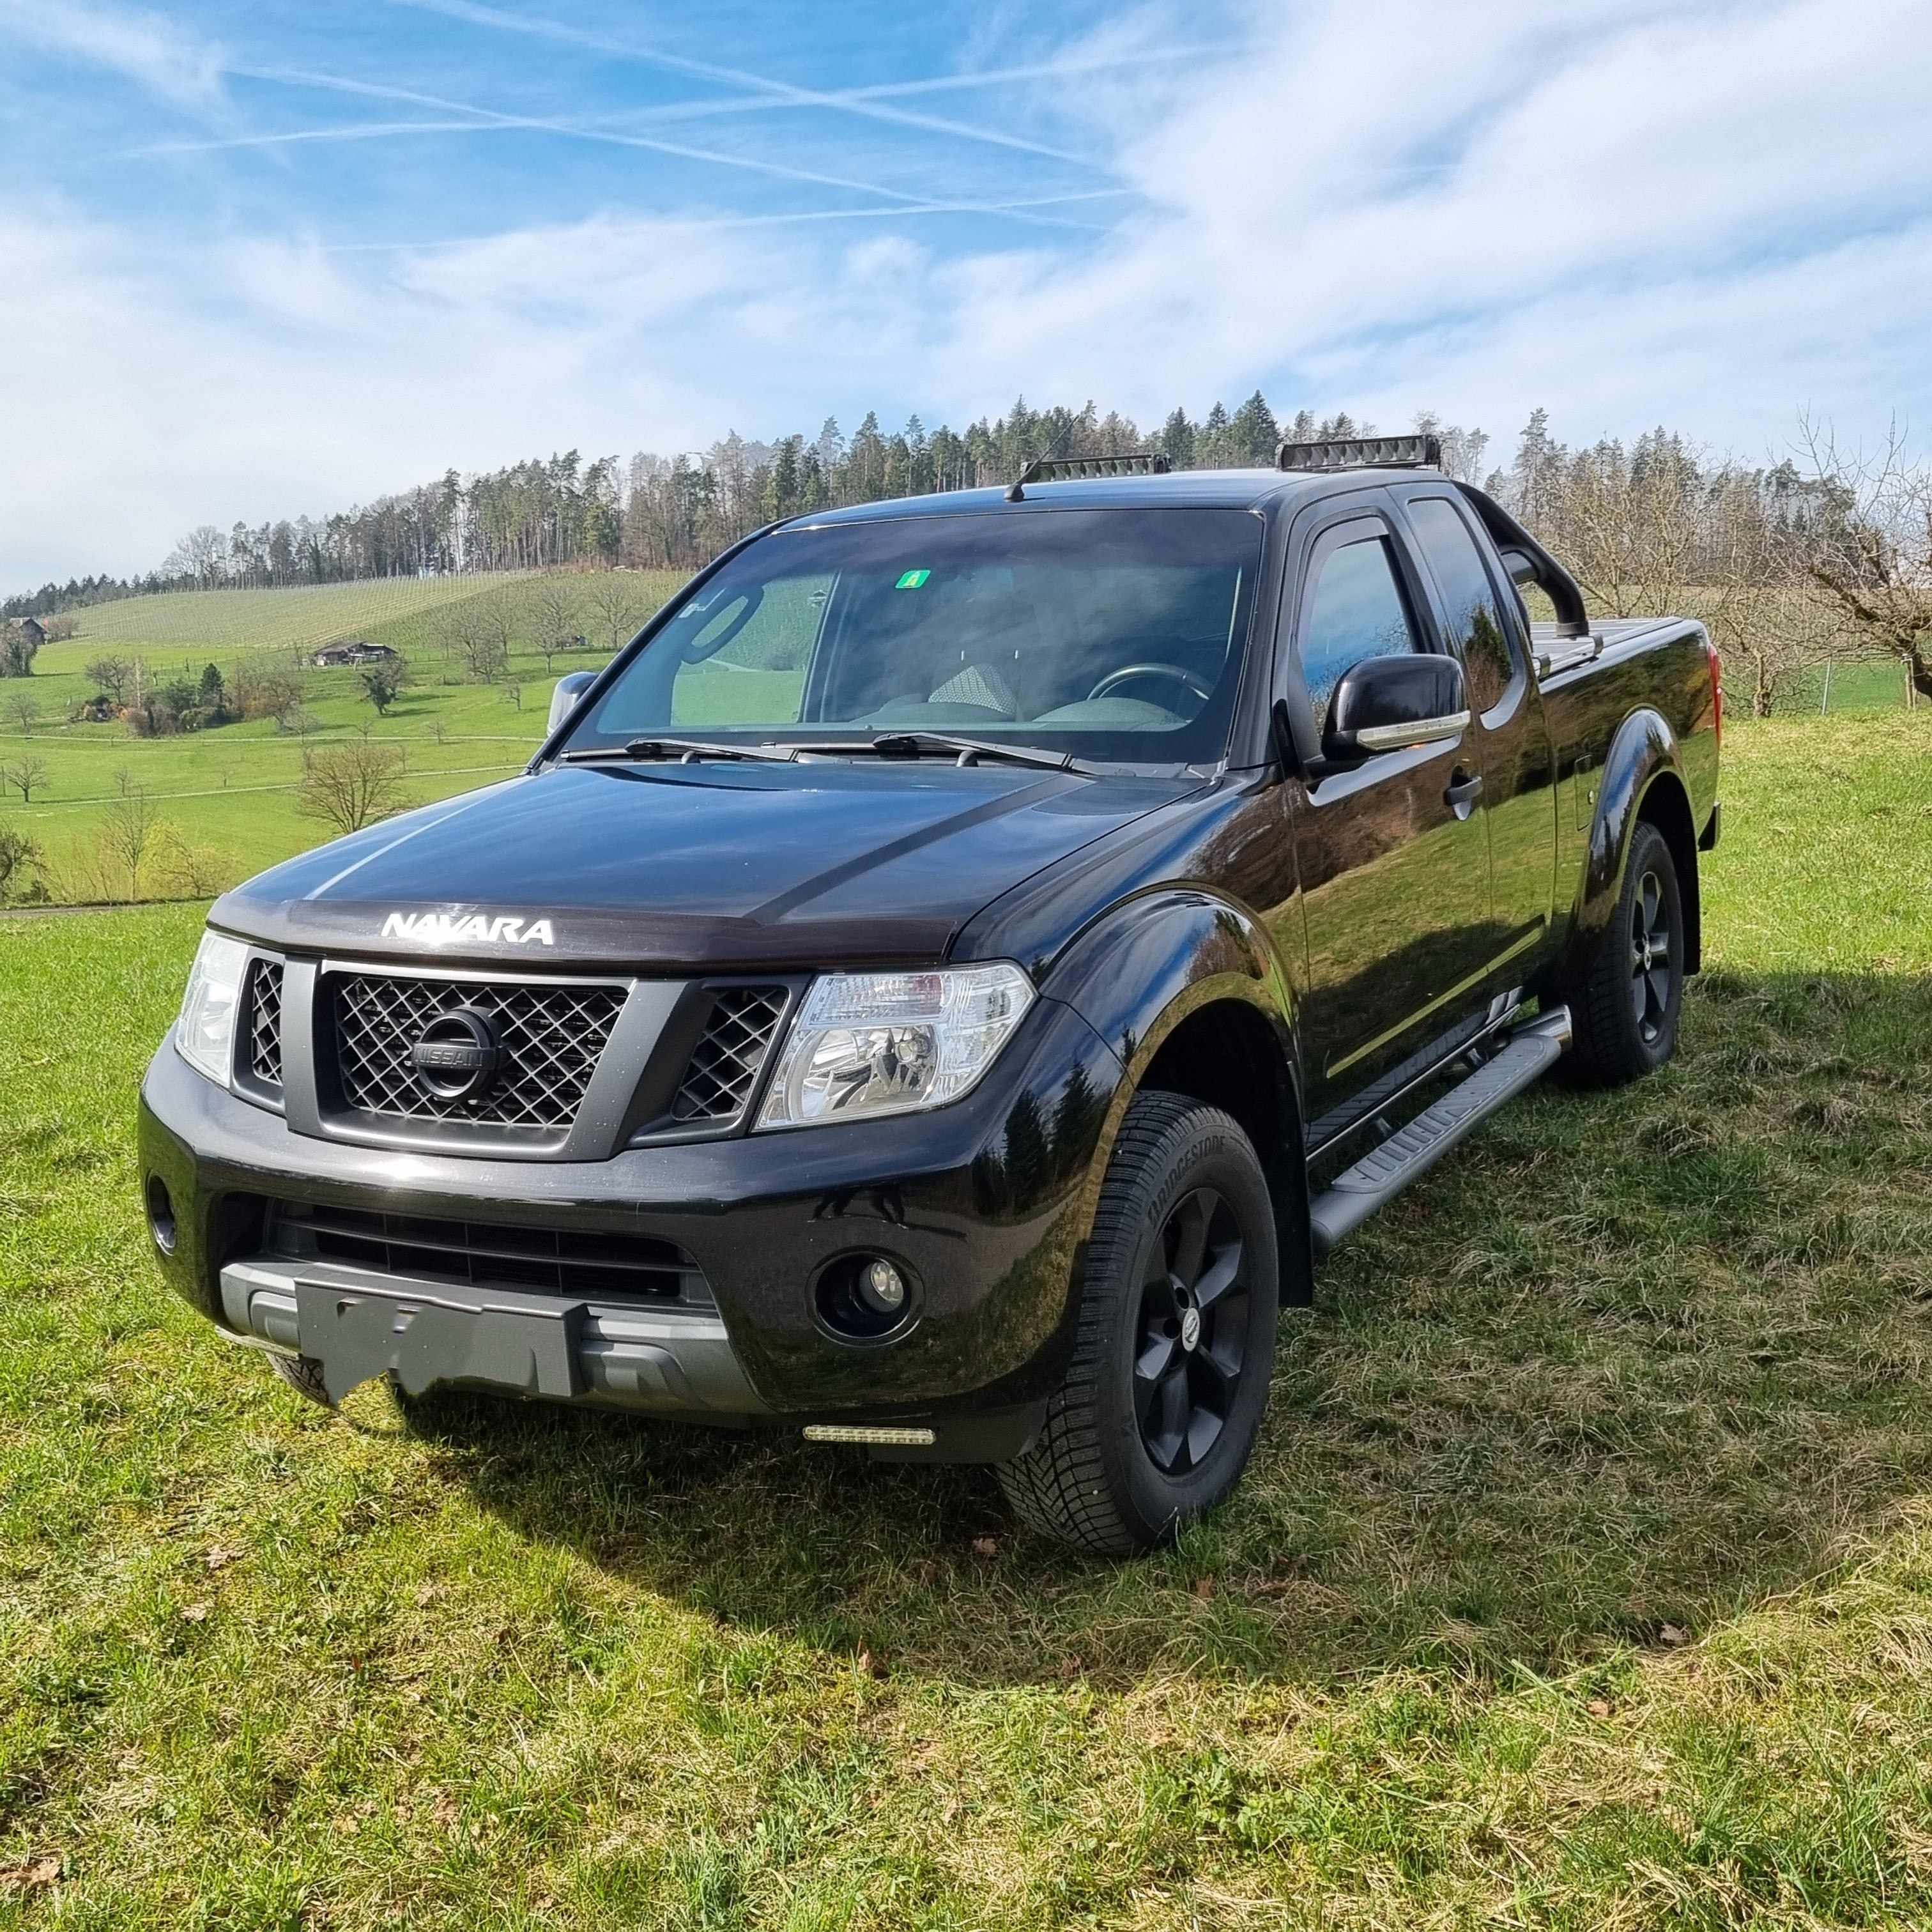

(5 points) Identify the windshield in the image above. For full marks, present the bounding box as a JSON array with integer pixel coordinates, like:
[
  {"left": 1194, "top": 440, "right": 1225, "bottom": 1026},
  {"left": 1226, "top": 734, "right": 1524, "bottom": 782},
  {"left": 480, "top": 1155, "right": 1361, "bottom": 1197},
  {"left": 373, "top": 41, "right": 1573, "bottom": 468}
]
[{"left": 565, "top": 507, "right": 1265, "bottom": 765}]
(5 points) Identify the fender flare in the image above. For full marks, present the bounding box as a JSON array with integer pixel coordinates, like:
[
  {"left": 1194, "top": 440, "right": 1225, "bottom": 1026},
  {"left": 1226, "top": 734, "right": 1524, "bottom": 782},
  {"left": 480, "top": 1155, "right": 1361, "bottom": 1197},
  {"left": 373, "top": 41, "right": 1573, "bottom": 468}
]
[
  {"left": 1046, "top": 887, "right": 1299, "bottom": 1090},
  {"left": 1043, "top": 889, "right": 1309, "bottom": 1296},
  {"left": 1572, "top": 707, "right": 1699, "bottom": 962}
]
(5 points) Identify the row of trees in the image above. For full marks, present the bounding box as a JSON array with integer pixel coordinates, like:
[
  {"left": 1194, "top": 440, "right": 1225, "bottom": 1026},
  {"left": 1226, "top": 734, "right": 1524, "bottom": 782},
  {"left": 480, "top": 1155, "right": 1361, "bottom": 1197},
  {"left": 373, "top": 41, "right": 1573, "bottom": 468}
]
[
  {"left": 8, "top": 388, "right": 1928, "bottom": 716},
  {"left": 10, "top": 392, "right": 1363, "bottom": 602},
  {"left": 1489, "top": 413, "right": 1932, "bottom": 712},
  {"left": 0, "top": 783, "right": 236, "bottom": 905}
]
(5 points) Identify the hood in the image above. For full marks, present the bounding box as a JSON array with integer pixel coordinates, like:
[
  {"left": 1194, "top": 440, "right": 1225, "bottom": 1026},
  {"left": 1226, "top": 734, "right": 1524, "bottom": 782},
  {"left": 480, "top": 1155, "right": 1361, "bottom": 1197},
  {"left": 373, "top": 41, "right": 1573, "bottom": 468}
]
[{"left": 212, "top": 760, "right": 1200, "bottom": 970}]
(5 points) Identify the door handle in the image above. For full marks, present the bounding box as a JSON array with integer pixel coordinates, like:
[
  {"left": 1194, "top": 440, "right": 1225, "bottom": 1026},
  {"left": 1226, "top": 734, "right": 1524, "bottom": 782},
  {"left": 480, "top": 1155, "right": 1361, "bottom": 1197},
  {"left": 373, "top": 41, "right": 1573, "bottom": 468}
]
[{"left": 1445, "top": 770, "right": 1483, "bottom": 820}]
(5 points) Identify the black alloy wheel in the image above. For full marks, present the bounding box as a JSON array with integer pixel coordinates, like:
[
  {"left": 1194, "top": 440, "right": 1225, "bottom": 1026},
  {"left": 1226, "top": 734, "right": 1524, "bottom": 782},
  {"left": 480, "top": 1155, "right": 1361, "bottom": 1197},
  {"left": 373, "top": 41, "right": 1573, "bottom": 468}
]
[
  {"left": 1565, "top": 818, "right": 1686, "bottom": 1086},
  {"left": 1630, "top": 863, "right": 1673, "bottom": 1045},
  {"left": 1132, "top": 1187, "right": 1250, "bottom": 1475},
  {"left": 997, "top": 1091, "right": 1279, "bottom": 1554}
]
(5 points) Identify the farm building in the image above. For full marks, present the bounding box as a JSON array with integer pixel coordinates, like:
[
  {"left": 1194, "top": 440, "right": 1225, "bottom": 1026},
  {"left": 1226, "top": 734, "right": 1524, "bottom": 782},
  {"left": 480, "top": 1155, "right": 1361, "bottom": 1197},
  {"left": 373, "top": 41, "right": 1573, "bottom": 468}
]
[{"left": 309, "top": 640, "right": 400, "bottom": 668}]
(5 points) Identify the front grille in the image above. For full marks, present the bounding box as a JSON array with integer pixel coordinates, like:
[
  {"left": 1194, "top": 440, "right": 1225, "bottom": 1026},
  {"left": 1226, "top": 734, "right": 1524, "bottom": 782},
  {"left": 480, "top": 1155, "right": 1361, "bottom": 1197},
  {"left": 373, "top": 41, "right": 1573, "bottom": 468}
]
[
  {"left": 247, "top": 959, "right": 284, "bottom": 1087},
  {"left": 330, "top": 973, "right": 624, "bottom": 1131},
  {"left": 269, "top": 1200, "right": 707, "bottom": 1304},
  {"left": 673, "top": 986, "right": 789, "bottom": 1122}
]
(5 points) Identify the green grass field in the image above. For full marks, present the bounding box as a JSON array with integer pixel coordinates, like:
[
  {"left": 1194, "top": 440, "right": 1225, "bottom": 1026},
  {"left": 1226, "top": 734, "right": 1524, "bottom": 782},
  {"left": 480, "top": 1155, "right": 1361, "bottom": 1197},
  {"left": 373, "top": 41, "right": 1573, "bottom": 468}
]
[
  {"left": 2, "top": 714, "right": 1929, "bottom": 1926},
  {"left": 0, "top": 575, "right": 687, "bottom": 899},
  {"left": 2, "top": 577, "right": 1920, "bottom": 906},
  {"left": 52, "top": 580, "right": 523, "bottom": 656}
]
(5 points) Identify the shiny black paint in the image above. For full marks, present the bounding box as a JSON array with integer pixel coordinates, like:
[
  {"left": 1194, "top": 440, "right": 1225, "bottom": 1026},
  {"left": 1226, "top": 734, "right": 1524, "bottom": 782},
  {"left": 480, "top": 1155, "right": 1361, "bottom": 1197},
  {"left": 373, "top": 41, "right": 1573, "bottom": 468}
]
[
  {"left": 1535, "top": 622, "right": 1718, "bottom": 972},
  {"left": 142, "top": 988, "right": 1123, "bottom": 1413},
  {"left": 144, "top": 466, "right": 1720, "bottom": 1442},
  {"left": 213, "top": 762, "right": 1199, "bottom": 973}
]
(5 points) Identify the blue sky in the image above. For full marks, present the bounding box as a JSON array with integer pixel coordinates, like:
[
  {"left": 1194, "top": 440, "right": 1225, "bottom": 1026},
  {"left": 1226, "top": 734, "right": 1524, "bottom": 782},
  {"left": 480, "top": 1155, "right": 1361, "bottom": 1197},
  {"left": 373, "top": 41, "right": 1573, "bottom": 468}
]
[{"left": 3, "top": 0, "right": 1931, "bottom": 586}]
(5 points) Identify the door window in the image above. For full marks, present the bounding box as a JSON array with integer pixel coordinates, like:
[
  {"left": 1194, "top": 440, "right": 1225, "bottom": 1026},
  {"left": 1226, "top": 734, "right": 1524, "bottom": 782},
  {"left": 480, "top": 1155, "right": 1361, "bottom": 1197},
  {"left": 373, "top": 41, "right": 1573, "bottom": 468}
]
[
  {"left": 1405, "top": 498, "right": 1521, "bottom": 717},
  {"left": 1296, "top": 532, "right": 1422, "bottom": 722}
]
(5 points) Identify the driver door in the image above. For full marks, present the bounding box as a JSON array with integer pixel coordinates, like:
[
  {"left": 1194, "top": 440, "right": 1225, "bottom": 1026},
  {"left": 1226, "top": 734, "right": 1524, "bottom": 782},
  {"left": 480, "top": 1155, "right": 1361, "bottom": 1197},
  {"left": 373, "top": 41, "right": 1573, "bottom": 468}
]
[{"left": 1281, "top": 506, "right": 1501, "bottom": 1130}]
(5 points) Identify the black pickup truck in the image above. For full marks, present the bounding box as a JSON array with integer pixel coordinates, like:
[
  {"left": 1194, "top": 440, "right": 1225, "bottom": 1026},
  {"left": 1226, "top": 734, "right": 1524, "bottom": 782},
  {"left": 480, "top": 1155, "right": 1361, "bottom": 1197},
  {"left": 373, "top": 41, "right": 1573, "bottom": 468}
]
[{"left": 139, "top": 434, "right": 1721, "bottom": 1552}]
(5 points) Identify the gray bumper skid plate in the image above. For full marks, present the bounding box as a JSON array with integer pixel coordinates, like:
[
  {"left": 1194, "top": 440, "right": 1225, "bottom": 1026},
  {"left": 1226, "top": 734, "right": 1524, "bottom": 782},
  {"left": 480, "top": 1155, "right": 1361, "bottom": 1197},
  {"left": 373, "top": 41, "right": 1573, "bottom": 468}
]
[
  {"left": 219, "top": 1258, "right": 768, "bottom": 1414},
  {"left": 296, "top": 1280, "right": 583, "bottom": 1406}
]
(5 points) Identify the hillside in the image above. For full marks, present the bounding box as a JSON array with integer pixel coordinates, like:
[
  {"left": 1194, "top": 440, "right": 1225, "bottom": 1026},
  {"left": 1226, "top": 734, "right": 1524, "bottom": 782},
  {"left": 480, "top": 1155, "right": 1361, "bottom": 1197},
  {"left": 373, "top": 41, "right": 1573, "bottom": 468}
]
[
  {"left": 0, "top": 572, "right": 687, "bottom": 901},
  {"left": 53, "top": 577, "right": 527, "bottom": 656}
]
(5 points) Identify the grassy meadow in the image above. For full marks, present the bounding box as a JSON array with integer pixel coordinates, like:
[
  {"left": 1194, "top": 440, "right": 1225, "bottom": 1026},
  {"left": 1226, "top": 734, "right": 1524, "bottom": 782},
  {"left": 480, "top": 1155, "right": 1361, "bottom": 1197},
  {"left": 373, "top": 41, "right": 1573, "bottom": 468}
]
[
  {"left": 0, "top": 574, "right": 686, "bottom": 898},
  {"left": 1, "top": 711, "right": 1929, "bottom": 1926},
  {"left": 3, "top": 575, "right": 1924, "bottom": 907}
]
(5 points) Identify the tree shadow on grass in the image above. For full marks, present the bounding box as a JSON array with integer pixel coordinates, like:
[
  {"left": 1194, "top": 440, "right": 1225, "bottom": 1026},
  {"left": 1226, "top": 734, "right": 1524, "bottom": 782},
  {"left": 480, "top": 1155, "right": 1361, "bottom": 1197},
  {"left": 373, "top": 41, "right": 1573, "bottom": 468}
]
[{"left": 401, "top": 969, "right": 1932, "bottom": 1690}]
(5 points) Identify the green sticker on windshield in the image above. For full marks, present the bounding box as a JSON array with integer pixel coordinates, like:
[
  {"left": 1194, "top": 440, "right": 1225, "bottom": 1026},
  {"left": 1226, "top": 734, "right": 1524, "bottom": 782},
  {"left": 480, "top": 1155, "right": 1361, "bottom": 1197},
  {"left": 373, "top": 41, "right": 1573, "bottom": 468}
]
[{"left": 894, "top": 569, "right": 931, "bottom": 590}]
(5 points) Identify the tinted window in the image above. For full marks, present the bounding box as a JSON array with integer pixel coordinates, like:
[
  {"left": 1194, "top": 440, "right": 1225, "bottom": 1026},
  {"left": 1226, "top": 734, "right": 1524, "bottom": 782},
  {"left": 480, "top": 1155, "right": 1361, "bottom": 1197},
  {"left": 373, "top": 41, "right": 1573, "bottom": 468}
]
[
  {"left": 570, "top": 508, "right": 1264, "bottom": 765},
  {"left": 1297, "top": 533, "right": 1419, "bottom": 719},
  {"left": 1406, "top": 498, "right": 1519, "bottom": 714}
]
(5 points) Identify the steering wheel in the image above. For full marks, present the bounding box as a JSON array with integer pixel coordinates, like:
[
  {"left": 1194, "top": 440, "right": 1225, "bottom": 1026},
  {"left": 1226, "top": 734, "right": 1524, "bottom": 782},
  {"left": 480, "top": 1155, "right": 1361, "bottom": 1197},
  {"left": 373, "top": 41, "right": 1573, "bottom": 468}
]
[{"left": 1088, "top": 662, "right": 1213, "bottom": 705}]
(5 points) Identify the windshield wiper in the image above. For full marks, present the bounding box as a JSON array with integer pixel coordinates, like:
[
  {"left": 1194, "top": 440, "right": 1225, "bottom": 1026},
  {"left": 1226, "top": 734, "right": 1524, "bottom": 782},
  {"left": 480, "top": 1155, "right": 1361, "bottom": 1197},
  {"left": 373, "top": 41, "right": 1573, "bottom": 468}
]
[
  {"left": 793, "top": 732, "right": 1094, "bottom": 776},
  {"left": 562, "top": 737, "right": 800, "bottom": 765}
]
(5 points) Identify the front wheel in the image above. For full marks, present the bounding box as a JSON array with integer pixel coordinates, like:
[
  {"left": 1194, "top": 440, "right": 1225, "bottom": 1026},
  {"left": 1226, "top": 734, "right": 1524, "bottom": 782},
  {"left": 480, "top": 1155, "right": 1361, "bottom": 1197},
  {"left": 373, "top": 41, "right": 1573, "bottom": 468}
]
[
  {"left": 267, "top": 1350, "right": 335, "bottom": 1407},
  {"left": 998, "top": 1091, "right": 1278, "bottom": 1554},
  {"left": 1564, "top": 819, "right": 1685, "bottom": 1087}
]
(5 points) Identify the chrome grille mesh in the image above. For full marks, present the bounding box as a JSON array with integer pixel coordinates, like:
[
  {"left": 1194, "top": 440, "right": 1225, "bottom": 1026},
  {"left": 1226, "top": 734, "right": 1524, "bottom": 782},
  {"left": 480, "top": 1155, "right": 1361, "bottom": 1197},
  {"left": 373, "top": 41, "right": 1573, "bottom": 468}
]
[
  {"left": 330, "top": 974, "right": 624, "bottom": 1130},
  {"left": 673, "top": 987, "right": 789, "bottom": 1122},
  {"left": 247, "top": 960, "right": 284, "bottom": 1087}
]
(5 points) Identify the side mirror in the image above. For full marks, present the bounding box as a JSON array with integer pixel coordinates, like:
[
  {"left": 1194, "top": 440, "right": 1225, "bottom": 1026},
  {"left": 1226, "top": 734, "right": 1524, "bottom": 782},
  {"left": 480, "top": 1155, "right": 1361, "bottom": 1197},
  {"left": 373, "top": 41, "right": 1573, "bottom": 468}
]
[
  {"left": 547, "top": 671, "right": 598, "bottom": 737},
  {"left": 1323, "top": 655, "right": 1468, "bottom": 761}
]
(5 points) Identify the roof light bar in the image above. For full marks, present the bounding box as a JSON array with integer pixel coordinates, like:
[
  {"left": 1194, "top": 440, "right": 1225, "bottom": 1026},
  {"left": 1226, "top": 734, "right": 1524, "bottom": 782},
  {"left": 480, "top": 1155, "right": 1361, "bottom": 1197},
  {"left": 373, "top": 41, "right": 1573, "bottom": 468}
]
[
  {"left": 1276, "top": 433, "right": 1443, "bottom": 473},
  {"left": 1006, "top": 452, "right": 1170, "bottom": 501}
]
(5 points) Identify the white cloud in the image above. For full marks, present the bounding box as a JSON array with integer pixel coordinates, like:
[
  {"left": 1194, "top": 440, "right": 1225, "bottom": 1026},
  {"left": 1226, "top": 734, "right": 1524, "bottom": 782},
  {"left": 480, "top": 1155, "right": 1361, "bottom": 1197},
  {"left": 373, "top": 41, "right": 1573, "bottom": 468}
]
[
  {"left": 0, "top": 0, "right": 222, "bottom": 108},
  {"left": 3, "top": 0, "right": 1929, "bottom": 583}
]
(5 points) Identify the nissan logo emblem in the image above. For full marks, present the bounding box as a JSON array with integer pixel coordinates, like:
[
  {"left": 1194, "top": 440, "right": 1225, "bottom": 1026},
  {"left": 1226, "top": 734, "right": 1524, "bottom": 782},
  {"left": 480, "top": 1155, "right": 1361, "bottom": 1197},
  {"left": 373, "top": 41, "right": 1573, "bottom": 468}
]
[{"left": 410, "top": 1006, "right": 503, "bottom": 1103}]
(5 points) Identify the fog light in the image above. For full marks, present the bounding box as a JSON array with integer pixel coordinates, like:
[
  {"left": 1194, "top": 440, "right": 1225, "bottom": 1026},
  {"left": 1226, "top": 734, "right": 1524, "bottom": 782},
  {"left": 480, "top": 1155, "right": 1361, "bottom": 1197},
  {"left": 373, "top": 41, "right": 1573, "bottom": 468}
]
[
  {"left": 859, "top": 1259, "right": 905, "bottom": 1315},
  {"left": 814, "top": 1253, "right": 919, "bottom": 1342},
  {"left": 146, "top": 1176, "right": 177, "bottom": 1255}
]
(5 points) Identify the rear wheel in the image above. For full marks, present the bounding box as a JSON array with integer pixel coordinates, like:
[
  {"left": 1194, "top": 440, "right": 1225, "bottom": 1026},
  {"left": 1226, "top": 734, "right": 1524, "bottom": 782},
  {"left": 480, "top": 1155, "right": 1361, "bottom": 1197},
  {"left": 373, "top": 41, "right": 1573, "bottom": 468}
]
[
  {"left": 1565, "top": 820, "right": 1685, "bottom": 1086},
  {"left": 998, "top": 1091, "right": 1278, "bottom": 1554}
]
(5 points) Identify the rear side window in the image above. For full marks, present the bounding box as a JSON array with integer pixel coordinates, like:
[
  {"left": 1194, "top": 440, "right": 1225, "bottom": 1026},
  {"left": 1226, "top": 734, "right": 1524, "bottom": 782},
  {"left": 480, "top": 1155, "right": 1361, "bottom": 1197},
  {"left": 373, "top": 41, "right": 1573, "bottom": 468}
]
[
  {"left": 1405, "top": 498, "right": 1520, "bottom": 716},
  {"left": 1296, "top": 533, "right": 1420, "bottom": 719}
]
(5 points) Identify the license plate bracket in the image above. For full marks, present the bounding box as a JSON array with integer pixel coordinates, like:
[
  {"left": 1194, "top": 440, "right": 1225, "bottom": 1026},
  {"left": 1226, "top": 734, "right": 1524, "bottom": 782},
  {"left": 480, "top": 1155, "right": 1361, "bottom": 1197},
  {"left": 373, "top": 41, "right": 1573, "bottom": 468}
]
[{"left": 295, "top": 1280, "right": 586, "bottom": 1406}]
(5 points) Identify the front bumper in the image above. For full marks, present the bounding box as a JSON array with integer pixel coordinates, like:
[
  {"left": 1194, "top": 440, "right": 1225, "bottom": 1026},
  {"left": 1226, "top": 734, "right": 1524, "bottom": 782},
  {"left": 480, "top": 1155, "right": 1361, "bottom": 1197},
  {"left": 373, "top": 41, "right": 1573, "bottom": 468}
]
[{"left": 139, "top": 993, "right": 1122, "bottom": 1457}]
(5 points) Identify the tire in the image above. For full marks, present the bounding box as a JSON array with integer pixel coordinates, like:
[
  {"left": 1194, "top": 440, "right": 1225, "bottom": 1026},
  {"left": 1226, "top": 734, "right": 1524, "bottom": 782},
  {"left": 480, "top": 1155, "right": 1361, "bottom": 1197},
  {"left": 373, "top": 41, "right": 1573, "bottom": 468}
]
[
  {"left": 1564, "top": 820, "right": 1685, "bottom": 1087},
  {"left": 267, "top": 1351, "right": 335, "bottom": 1408},
  {"left": 997, "top": 1091, "right": 1278, "bottom": 1554}
]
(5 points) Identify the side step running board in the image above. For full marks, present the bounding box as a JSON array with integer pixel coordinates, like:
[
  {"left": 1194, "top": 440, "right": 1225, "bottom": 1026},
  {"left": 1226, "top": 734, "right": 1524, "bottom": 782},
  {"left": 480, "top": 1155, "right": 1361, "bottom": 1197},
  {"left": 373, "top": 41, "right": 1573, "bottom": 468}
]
[{"left": 1309, "top": 1007, "right": 1572, "bottom": 1256}]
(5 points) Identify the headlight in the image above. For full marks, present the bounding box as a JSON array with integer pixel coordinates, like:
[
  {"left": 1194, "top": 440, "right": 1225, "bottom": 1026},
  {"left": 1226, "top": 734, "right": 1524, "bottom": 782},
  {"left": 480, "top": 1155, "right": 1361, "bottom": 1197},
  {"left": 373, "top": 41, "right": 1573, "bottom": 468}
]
[
  {"left": 175, "top": 931, "right": 249, "bottom": 1088},
  {"left": 756, "top": 962, "right": 1035, "bottom": 1129}
]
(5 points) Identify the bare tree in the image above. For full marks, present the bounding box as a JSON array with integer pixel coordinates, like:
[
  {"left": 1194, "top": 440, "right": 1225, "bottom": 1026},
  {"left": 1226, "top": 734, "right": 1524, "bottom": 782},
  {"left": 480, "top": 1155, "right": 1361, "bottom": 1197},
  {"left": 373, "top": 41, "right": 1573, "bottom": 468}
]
[
  {"left": 1797, "top": 417, "right": 1932, "bottom": 704},
  {"left": 0, "top": 823, "right": 43, "bottom": 900},
  {"left": 99, "top": 787, "right": 161, "bottom": 900},
  {"left": 6, "top": 691, "right": 36, "bottom": 735},
  {"left": 528, "top": 575, "right": 583, "bottom": 673},
  {"left": 157, "top": 825, "right": 238, "bottom": 897},
  {"left": 453, "top": 594, "right": 513, "bottom": 683},
  {"left": 295, "top": 740, "right": 411, "bottom": 835},
  {"left": 85, "top": 656, "right": 132, "bottom": 706},
  {"left": 40, "top": 614, "right": 78, "bottom": 642},
  {"left": 585, "top": 572, "right": 647, "bottom": 652},
  {"left": 231, "top": 659, "right": 305, "bottom": 728},
  {"left": 3, "top": 755, "right": 48, "bottom": 802},
  {"left": 1540, "top": 433, "right": 1706, "bottom": 619}
]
